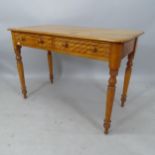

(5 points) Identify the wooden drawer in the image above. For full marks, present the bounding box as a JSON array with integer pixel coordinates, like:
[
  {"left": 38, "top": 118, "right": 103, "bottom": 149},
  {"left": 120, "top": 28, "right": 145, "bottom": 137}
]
[
  {"left": 54, "top": 37, "right": 110, "bottom": 60},
  {"left": 13, "top": 33, "right": 52, "bottom": 50}
]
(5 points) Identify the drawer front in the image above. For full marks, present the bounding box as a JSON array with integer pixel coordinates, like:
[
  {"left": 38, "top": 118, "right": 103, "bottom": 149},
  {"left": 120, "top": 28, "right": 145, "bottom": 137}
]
[
  {"left": 13, "top": 33, "right": 52, "bottom": 50},
  {"left": 54, "top": 38, "right": 110, "bottom": 60}
]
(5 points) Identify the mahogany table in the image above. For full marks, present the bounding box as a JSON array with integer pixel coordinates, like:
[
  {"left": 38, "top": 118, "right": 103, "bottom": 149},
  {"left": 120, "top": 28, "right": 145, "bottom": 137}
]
[{"left": 9, "top": 25, "right": 143, "bottom": 134}]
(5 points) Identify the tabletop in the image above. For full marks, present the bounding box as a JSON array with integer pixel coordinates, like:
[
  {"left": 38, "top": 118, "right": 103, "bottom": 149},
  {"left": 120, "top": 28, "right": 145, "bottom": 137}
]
[{"left": 9, "top": 25, "right": 143, "bottom": 43}]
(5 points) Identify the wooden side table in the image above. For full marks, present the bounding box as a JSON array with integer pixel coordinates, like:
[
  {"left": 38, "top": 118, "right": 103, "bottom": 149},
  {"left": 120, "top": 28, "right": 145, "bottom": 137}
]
[{"left": 9, "top": 25, "right": 143, "bottom": 134}]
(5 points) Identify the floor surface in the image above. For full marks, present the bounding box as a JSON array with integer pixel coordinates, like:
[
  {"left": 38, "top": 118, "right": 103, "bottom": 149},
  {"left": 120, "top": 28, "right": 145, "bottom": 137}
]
[{"left": 0, "top": 76, "right": 155, "bottom": 155}]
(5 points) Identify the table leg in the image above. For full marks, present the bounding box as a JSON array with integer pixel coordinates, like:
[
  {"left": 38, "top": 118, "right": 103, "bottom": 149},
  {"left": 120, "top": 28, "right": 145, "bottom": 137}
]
[
  {"left": 103, "top": 44, "right": 122, "bottom": 134},
  {"left": 47, "top": 51, "right": 53, "bottom": 83},
  {"left": 14, "top": 45, "right": 27, "bottom": 98},
  {"left": 121, "top": 39, "right": 137, "bottom": 107},
  {"left": 104, "top": 69, "right": 119, "bottom": 134}
]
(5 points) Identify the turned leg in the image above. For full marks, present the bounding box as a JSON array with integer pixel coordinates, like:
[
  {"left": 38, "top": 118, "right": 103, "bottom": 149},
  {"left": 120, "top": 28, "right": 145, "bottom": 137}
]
[
  {"left": 14, "top": 45, "right": 27, "bottom": 98},
  {"left": 121, "top": 39, "right": 137, "bottom": 107},
  {"left": 121, "top": 52, "right": 135, "bottom": 107},
  {"left": 104, "top": 69, "right": 119, "bottom": 134},
  {"left": 47, "top": 51, "right": 53, "bottom": 83},
  {"left": 103, "top": 43, "right": 122, "bottom": 134}
]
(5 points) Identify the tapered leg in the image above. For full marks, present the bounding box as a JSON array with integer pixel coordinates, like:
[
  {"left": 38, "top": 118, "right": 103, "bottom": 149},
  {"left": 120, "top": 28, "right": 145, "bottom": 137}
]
[
  {"left": 121, "top": 39, "right": 137, "bottom": 107},
  {"left": 47, "top": 51, "right": 53, "bottom": 83},
  {"left": 14, "top": 45, "right": 27, "bottom": 98},
  {"left": 104, "top": 69, "right": 119, "bottom": 134},
  {"left": 103, "top": 43, "right": 122, "bottom": 134},
  {"left": 121, "top": 52, "right": 135, "bottom": 107}
]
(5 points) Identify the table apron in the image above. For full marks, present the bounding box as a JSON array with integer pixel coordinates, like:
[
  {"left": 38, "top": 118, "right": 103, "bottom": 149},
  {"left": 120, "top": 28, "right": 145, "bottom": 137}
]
[{"left": 12, "top": 32, "right": 112, "bottom": 61}]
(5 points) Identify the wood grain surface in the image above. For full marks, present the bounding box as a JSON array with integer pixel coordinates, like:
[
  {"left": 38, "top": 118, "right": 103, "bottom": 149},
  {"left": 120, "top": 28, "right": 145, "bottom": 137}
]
[{"left": 9, "top": 25, "right": 143, "bottom": 43}]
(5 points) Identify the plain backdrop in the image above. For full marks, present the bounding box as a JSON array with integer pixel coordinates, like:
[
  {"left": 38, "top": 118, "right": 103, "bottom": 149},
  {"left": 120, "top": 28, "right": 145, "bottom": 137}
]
[
  {"left": 0, "top": 0, "right": 155, "bottom": 80},
  {"left": 0, "top": 1, "right": 155, "bottom": 155}
]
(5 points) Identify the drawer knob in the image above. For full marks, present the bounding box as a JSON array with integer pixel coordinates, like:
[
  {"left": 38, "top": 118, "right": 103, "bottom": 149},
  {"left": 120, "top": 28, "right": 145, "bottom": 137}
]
[
  {"left": 93, "top": 47, "right": 98, "bottom": 53},
  {"left": 38, "top": 38, "right": 44, "bottom": 44},
  {"left": 62, "top": 42, "right": 69, "bottom": 48}
]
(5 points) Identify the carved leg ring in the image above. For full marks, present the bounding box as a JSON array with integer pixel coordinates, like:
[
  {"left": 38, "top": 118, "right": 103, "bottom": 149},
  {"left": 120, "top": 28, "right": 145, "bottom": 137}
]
[{"left": 104, "top": 69, "right": 118, "bottom": 134}]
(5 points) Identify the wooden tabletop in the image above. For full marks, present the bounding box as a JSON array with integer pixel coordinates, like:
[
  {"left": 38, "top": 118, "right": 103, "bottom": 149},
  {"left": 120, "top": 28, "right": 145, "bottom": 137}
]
[{"left": 9, "top": 25, "right": 143, "bottom": 43}]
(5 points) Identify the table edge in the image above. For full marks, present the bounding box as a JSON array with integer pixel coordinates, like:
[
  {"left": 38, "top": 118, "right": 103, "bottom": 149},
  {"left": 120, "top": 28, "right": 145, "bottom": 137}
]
[{"left": 8, "top": 28, "right": 144, "bottom": 43}]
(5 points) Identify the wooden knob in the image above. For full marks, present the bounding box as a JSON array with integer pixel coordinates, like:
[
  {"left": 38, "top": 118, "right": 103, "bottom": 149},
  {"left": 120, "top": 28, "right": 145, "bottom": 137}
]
[
  {"left": 38, "top": 38, "right": 44, "bottom": 44},
  {"left": 62, "top": 42, "right": 69, "bottom": 48},
  {"left": 93, "top": 47, "right": 98, "bottom": 53}
]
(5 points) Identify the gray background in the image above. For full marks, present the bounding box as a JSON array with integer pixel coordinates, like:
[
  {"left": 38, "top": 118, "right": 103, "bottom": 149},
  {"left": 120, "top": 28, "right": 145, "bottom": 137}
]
[
  {"left": 0, "top": 1, "right": 155, "bottom": 154},
  {"left": 0, "top": 0, "right": 155, "bottom": 79}
]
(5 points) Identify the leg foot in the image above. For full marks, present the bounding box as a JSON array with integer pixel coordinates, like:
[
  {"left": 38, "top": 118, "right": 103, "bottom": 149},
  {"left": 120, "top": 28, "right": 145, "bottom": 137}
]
[
  {"left": 104, "top": 120, "right": 111, "bottom": 134},
  {"left": 22, "top": 89, "right": 27, "bottom": 99},
  {"left": 121, "top": 95, "right": 126, "bottom": 107}
]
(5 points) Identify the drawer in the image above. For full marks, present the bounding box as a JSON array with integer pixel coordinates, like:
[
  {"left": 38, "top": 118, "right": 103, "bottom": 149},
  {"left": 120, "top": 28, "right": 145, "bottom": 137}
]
[
  {"left": 54, "top": 37, "right": 110, "bottom": 60},
  {"left": 13, "top": 33, "right": 52, "bottom": 50}
]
